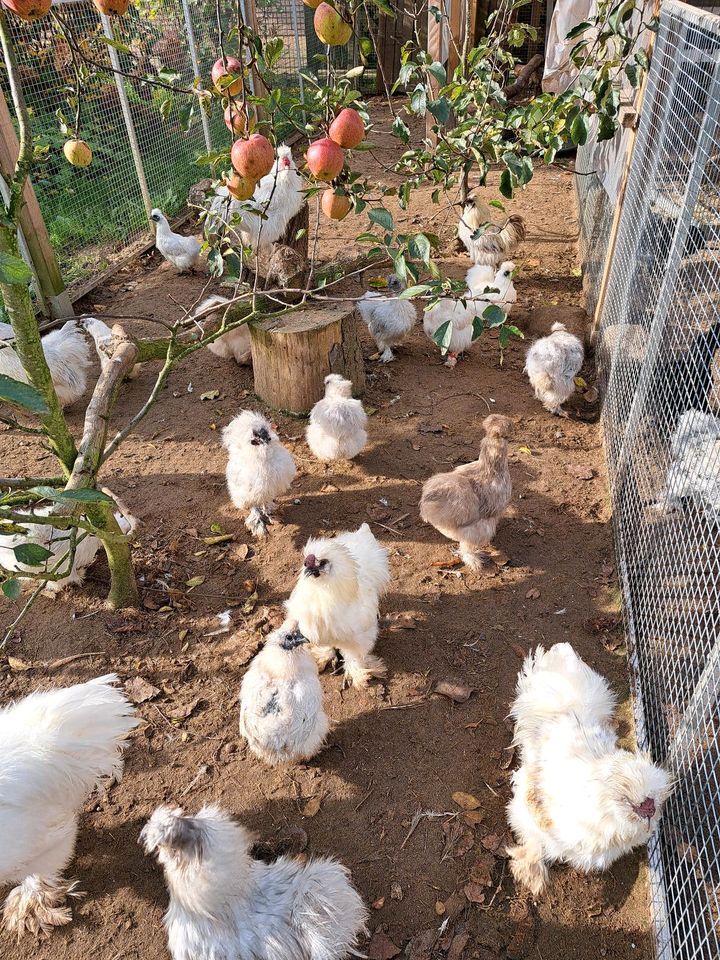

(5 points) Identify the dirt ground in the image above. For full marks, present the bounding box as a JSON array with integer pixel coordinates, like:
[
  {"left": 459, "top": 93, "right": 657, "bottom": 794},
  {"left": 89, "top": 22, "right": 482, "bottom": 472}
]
[{"left": 1, "top": 103, "right": 653, "bottom": 960}]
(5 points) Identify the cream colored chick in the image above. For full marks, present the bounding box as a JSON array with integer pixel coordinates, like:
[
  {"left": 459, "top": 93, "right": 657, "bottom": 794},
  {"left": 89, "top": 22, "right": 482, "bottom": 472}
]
[
  {"left": 306, "top": 374, "right": 367, "bottom": 462},
  {"left": 239, "top": 620, "right": 328, "bottom": 765},
  {"left": 285, "top": 523, "right": 390, "bottom": 687},
  {"left": 151, "top": 209, "right": 201, "bottom": 272},
  {"left": 190, "top": 295, "right": 252, "bottom": 365},
  {"left": 141, "top": 804, "right": 368, "bottom": 960},
  {"left": 0, "top": 675, "right": 137, "bottom": 936},
  {"left": 222, "top": 410, "right": 296, "bottom": 537},
  {"left": 456, "top": 189, "right": 526, "bottom": 266},
  {"left": 0, "top": 320, "right": 92, "bottom": 408},
  {"left": 507, "top": 643, "right": 672, "bottom": 896},
  {"left": 422, "top": 295, "right": 475, "bottom": 368},
  {"left": 467, "top": 260, "right": 517, "bottom": 316},
  {"left": 357, "top": 274, "right": 417, "bottom": 362},
  {"left": 420, "top": 414, "right": 513, "bottom": 569},
  {"left": 524, "top": 321, "right": 584, "bottom": 417}
]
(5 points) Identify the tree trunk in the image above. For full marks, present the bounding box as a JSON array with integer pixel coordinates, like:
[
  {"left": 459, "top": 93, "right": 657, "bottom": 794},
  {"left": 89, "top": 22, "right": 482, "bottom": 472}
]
[{"left": 249, "top": 301, "right": 365, "bottom": 415}]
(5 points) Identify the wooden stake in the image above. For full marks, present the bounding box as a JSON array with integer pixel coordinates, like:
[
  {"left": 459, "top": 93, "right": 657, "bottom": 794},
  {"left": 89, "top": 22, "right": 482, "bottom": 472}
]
[{"left": 0, "top": 88, "right": 72, "bottom": 319}]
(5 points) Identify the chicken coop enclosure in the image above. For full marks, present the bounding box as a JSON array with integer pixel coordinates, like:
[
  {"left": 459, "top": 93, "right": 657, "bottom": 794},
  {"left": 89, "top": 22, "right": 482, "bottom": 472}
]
[
  {"left": 576, "top": 1, "right": 720, "bottom": 958},
  {"left": 0, "top": 0, "right": 376, "bottom": 293}
]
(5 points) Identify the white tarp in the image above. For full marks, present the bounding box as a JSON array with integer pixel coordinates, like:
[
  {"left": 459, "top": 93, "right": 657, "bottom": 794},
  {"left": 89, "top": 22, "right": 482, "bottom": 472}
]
[{"left": 543, "top": 0, "right": 597, "bottom": 93}]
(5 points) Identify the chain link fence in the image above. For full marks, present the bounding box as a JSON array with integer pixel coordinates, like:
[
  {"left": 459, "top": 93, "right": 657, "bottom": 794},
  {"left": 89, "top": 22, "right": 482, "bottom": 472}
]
[
  {"left": 0, "top": 0, "right": 375, "bottom": 291},
  {"left": 577, "top": 2, "right": 720, "bottom": 957}
]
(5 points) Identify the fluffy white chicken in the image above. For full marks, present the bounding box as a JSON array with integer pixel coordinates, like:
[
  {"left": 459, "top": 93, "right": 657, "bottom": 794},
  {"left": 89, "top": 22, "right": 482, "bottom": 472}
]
[
  {"left": 210, "top": 145, "right": 305, "bottom": 255},
  {"left": 655, "top": 409, "right": 720, "bottom": 522},
  {"left": 190, "top": 295, "right": 252, "bottom": 365},
  {"left": 141, "top": 804, "right": 368, "bottom": 960},
  {"left": 0, "top": 320, "right": 92, "bottom": 408},
  {"left": 0, "top": 674, "right": 137, "bottom": 936},
  {"left": 467, "top": 260, "right": 517, "bottom": 315},
  {"left": 456, "top": 189, "right": 526, "bottom": 266},
  {"left": 357, "top": 274, "right": 417, "bottom": 362},
  {"left": 423, "top": 262, "right": 515, "bottom": 367},
  {"left": 506, "top": 643, "right": 672, "bottom": 896},
  {"left": 306, "top": 374, "right": 367, "bottom": 462},
  {"left": 151, "top": 209, "right": 202, "bottom": 272},
  {"left": 0, "top": 505, "right": 134, "bottom": 595},
  {"left": 239, "top": 620, "right": 329, "bottom": 765},
  {"left": 524, "top": 321, "right": 584, "bottom": 417},
  {"left": 285, "top": 523, "right": 390, "bottom": 687},
  {"left": 222, "top": 410, "right": 296, "bottom": 537}
]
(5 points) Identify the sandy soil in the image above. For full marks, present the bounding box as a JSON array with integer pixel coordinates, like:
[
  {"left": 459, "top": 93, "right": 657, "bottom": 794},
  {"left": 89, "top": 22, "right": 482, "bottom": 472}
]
[{"left": 0, "top": 103, "right": 652, "bottom": 960}]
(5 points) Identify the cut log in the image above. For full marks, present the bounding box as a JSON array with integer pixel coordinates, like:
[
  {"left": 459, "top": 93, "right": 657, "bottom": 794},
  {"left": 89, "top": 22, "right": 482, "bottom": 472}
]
[{"left": 249, "top": 302, "right": 365, "bottom": 415}]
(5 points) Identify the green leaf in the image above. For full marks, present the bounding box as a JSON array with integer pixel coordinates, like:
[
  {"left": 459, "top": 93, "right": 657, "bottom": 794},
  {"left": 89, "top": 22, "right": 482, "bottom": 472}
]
[
  {"left": 431, "top": 319, "right": 453, "bottom": 354},
  {"left": 264, "top": 36, "right": 284, "bottom": 67},
  {"left": 570, "top": 112, "right": 590, "bottom": 146},
  {"left": 428, "top": 96, "right": 451, "bottom": 125},
  {"left": 398, "top": 284, "right": 431, "bottom": 299},
  {"left": 488, "top": 199, "right": 505, "bottom": 211},
  {"left": 499, "top": 168, "right": 514, "bottom": 199},
  {"left": 410, "top": 85, "right": 427, "bottom": 115},
  {"left": 369, "top": 0, "right": 394, "bottom": 14},
  {"left": 471, "top": 315, "right": 484, "bottom": 341},
  {"left": 409, "top": 233, "right": 432, "bottom": 266},
  {"left": 597, "top": 112, "right": 617, "bottom": 142},
  {"left": 625, "top": 63, "right": 641, "bottom": 88},
  {"left": 30, "top": 486, "right": 114, "bottom": 504},
  {"left": 426, "top": 61, "right": 446, "bottom": 85},
  {"left": 369, "top": 207, "right": 394, "bottom": 232},
  {"left": 634, "top": 48, "right": 649, "bottom": 69},
  {"left": 195, "top": 150, "right": 230, "bottom": 167},
  {"left": 13, "top": 542, "right": 54, "bottom": 566},
  {"left": 97, "top": 35, "right": 132, "bottom": 55},
  {"left": 393, "top": 253, "right": 408, "bottom": 282},
  {"left": 565, "top": 20, "right": 591, "bottom": 39},
  {"left": 482, "top": 304, "right": 507, "bottom": 328},
  {"left": 359, "top": 37, "right": 373, "bottom": 60},
  {"left": 392, "top": 115, "right": 411, "bottom": 144},
  {"left": 2, "top": 578, "right": 21, "bottom": 600},
  {"left": 0, "top": 251, "right": 32, "bottom": 285},
  {"left": 0, "top": 374, "right": 49, "bottom": 415}
]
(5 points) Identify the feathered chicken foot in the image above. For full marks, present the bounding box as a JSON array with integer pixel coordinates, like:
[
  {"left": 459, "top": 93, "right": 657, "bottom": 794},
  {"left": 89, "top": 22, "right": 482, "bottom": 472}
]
[
  {"left": 457, "top": 544, "right": 495, "bottom": 571},
  {"left": 507, "top": 843, "right": 548, "bottom": 897},
  {"left": 342, "top": 652, "right": 387, "bottom": 688},
  {"left": 444, "top": 352, "right": 458, "bottom": 368},
  {"left": 245, "top": 506, "right": 272, "bottom": 538},
  {"left": 3, "top": 876, "right": 83, "bottom": 939},
  {"left": 379, "top": 347, "right": 395, "bottom": 363}
]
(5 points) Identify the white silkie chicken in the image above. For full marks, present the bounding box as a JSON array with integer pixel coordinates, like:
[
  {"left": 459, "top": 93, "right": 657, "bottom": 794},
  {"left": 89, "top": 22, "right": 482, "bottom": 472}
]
[
  {"left": 506, "top": 643, "right": 672, "bottom": 896},
  {"left": 190, "top": 295, "right": 252, "bottom": 365},
  {"left": 210, "top": 145, "right": 305, "bottom": 255},
  {"left": 456, "top": 189, "right": 526, "bottom": 266},
  {"left": 654, "top": 409, "right": 720, "bottom": 523},
  {"left": 423, "top": 262, "right": 515, "bottom": 367},
  {"left": 306, "top": 374, "right": 367, "bottom": 462},
  {"left": 524, "top": 321, "right": 584, "bottom": 417},
  {"left": 151, "top": 209, "right": 202, "bottom": 272},
  {"left": 0, "top": 506, "right": 134, "bottom": 595},
  {"left": 239, "top": 620, "right": 329, "bottom": 765},
  {"left": 0, "top": 674, "right": 137, "bottom": 936},
  {"left": 222, "top": 410, "right": 296, "bottom": 537},
  {"left": 0, "top": 320, "right": 92, "bottom": 408},
  {"left": 141, "top": 804, "right": 368, "bottom": 960},
  {"left": 357, "top": 274, "right": 417, "bottom": 362},
  {"left": 285, "top": 523, "right": 390, "bottom": 687}
]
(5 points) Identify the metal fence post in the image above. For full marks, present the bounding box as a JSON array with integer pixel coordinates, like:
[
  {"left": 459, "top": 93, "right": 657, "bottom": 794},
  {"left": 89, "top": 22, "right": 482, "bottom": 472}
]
[
  {"left": 100, "top": 13, "right": 153, "bottom": 220},
  {"left": 289, "top": 0, "right": 306, "bottom": 107},
  {"left": 180, "top": 0, "right": 213, "bottom": 154}
]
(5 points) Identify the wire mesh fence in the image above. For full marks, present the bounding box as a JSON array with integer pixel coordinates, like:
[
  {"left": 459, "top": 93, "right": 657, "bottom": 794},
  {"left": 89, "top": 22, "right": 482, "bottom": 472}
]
[
  {"left": 0, "top": 0, "right": 375, "bottom": 291},
  {"left": 577, "top": 2, "right": 720, "bottom": 957}
]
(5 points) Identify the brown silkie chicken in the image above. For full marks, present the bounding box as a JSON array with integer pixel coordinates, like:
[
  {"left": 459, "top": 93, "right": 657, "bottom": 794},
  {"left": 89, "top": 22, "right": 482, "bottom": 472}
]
[{"left": 420, "top": 414, "right": 513, "bottom": 569}]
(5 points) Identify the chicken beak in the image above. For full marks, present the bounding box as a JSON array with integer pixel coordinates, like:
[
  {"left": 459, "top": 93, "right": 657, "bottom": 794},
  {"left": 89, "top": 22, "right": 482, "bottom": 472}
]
[{"left": 280, "top": 628, "right": 309, "bottom": 650}]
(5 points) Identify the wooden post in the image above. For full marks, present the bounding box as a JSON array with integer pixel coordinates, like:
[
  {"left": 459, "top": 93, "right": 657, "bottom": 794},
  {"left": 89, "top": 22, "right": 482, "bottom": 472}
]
[
  {"left": 0, "top": 89, "right": 73, "bottom": 319},
  {"left": 249, "top": 302, "right": 365, "bottom": 415}
]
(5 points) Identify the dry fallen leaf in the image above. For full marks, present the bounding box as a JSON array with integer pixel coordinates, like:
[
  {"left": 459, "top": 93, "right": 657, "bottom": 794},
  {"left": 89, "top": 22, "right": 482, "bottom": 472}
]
[
  {"left": 463, "top": 809, "right": 485, "bottom": 826},
  {"left": 390, "top": 882, "right": 403, "bottom": 901},
  {"left": 125, "top": 676, "right": 160, "bottom": 703},
  {"left": 518, "top": 445, "right": 533, "bottom": 455},
  {"left": 447, "top": 933, "right": 470, "bottom": 960},
  {"left": 431, "top": 556, "right": 463, "bottom": 569},
  {"left": 236, "top": 544, "right": 251, "bottom": 561},
  {"left": 526, "top": 258, "right": 540, "bottom": 267},
  {"left": 574, "top": 375, "right": 587, "bottom": 388},
  {"left": 525, "top": 588, "right": 541, "bottom": 600},
  {"left": 301, "top": 795, "right": 322, "bottom": 817},
  {"left": 7, "top": 656, "right": 31, "bottom": 672},
  {"left": 167, "top": 698, "right": 203, "bottom": 721},
  {"left": 452, "top": 791, "right": 481, "bottom": 811},
  {"left": 372, "top": 897, "right": 385, "bottom": 910},
  {"left": 200, "top": 390, "right": 220, "bottom": 401},
  {"left": 584, "top": 386, "right": 599, "bottom": 403},
  {"left": 185, "top": 575, "right": 206, "bottom": 589},
  {"left": 432, "top": 679, "right": 474, "bottom": 703},
  {"left": 434, "top": 900, "right": 445, "bottom": 915},
  {"left": 367, "top": 930, "right": 401, "bottom": 960},
  {"left": 407, "top": 930, "right": 437, "bottom": 960},
  {"left": 463, "top": 881, "right": 486, "bottom": 904}
]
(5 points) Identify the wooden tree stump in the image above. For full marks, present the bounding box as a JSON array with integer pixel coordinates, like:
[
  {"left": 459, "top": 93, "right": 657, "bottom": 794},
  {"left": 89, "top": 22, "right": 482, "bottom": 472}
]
[{"left": 249, "top": 302, "right": 365, "bottom": 415}]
